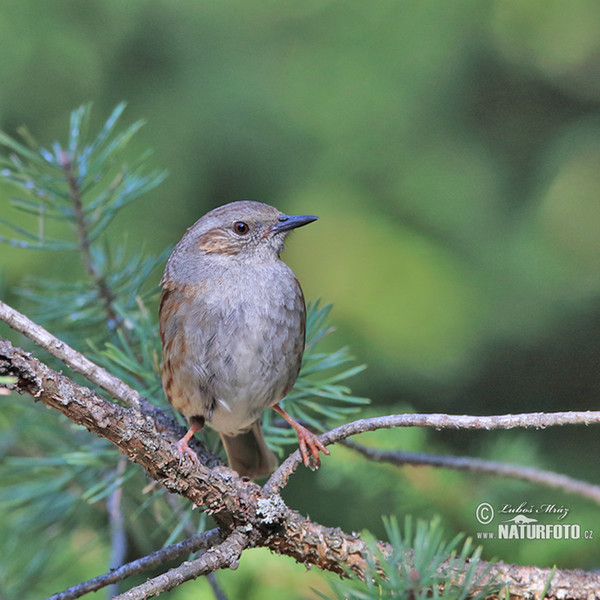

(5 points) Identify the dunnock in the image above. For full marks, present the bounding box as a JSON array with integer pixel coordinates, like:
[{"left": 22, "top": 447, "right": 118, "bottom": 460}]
[{"left": 159, "top": 200, "right": 329, "bottom": 477}]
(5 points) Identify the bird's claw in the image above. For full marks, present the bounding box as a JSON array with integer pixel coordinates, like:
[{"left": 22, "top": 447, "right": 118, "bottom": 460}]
[
  {"left": 174, "top": 438, "right": 199, "bottom": 467},
  {"left": 296, "top": 425, "right": 330, "bottom": 470}
]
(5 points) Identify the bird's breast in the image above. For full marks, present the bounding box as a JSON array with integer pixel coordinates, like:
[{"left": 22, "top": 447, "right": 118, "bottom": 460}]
[{"left": 161, "top": 261, "right": 305, "bottom": 435}]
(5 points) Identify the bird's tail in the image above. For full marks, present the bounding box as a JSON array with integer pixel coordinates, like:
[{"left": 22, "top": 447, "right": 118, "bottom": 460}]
[{"left": 220, "top": 420, "right": 278, "bottom": 478}]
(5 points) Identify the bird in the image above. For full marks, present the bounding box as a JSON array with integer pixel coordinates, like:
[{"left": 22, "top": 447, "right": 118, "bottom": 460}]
[{"left": 159, "top": 200, "right": 329, "bottom": 478}]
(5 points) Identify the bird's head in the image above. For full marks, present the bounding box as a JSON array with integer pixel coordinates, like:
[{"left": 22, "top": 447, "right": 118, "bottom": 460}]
[
  {"left": 190, "top": 201, "right": 317, "bottom": 259},
  {"left": 162, "top": 201, "right": 317, "bottom": 283}
]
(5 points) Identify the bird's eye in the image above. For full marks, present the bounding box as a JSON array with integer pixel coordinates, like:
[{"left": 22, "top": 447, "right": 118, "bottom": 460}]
[{"left": 233, "top": 221, "right": 250, "bottom": 235}]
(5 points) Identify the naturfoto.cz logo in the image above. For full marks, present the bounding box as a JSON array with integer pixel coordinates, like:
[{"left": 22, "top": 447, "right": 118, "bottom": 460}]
[{"left": 474, "top": 501, "right": 594, "bottom": 541}]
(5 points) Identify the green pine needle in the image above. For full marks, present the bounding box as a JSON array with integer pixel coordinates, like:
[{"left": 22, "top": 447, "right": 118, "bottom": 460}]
[{"left": 320, "top": 516, "right": 501, "bottom": 600}]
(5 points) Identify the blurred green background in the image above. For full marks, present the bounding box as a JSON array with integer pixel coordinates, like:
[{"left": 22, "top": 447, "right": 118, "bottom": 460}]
[{"left": 2, "top": 1, "right": 600, "bottom": 598}]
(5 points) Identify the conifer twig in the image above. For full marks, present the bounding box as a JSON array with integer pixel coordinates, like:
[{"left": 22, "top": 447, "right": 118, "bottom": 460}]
[
  {"left": 0, "top": 299, "right": 219, "bottom": 465},
  {"left": 112, "top": 530, "right": 248, "bottom": 600},
  {"left": 43, "top": 529, "right": 223, "bottom": 600},
  {"left": 343, "top": 440, "right": 600, "bottom": 505},
  {"left": 264, "top": 411, "right": 600, "bottom": 493},
  {"left": 0, "top": 299, "right": 140, "bottom": 409},
  {"left": 59, "top": 151, "right": 119, "bottom": 328}
]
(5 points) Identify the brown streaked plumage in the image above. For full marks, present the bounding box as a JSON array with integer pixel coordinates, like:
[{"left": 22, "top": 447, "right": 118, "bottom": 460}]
[{"left": 159, "top": 200, "right": 329, "bottom": 478}]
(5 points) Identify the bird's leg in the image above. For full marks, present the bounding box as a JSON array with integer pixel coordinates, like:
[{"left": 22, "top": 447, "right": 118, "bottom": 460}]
[
  {"left": 174, "top": 417, "right": 204, "bottom": 464},
  {"left": 272, "top": 404, "right": 330, "bottom": 468}
]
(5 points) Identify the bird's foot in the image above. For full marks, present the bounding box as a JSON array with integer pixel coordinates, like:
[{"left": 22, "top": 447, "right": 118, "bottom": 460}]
[
  {"left": 172, "top": 420, "right": 203, "bottom": 466},
  {"left": 174, "top": 437, "right": 200, "bottom": 466},
  {"left": 272, "top": 404, "right": 330, "bottom": 469},
  {"left": 295, "top": 423, "right": 330, "bottom": 470}
]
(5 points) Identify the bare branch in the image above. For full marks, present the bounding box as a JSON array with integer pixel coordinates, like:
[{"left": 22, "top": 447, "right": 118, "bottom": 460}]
[
  {"left": 343, "top": 440, "right": 600, "bottom": 505},
  {"left": 0, "top": 299, "right": 140, "bottom": 409},
  {"left": 264, "top": 411, "right": 600, "bottom": 494},
  {"left": 43, "top": 529, "right": 222, "bottom": 600},
  {"left": 112, "top": 530, "right": 248, "bottom": 600}
]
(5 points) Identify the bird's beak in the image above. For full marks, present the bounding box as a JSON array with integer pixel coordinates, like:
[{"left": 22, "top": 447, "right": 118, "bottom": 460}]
[{"left": 269, "top": 214, "right": 318, "bottom": 234}]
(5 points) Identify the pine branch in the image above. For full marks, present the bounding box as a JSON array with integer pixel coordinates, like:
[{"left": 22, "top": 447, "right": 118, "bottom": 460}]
[
  {"left": 264, "top": 410, "right": 600, "bottom": 494},
  {"left": 0, "top": 298, "right": 140, "bottom": 409},
  {"left": 112, "top": 530, "right": 248, "bottom": 600},
  {"left": 43, "top": 529, "right": 222, "bottom": 600},
  {"left": 343, "top": 440, "right": 600, "bottom": 505},
  {"left": 3, "top": 334, "right": 600, "bottom": 598},
  {"left": 59, "top": 150, "right": 118, "bottom": 328},
  {"left": 0, "top": 298, "right": 219, "bottom": 466},
  {"left": 0, "top": 103, "right": 167, "bottom": 352}
]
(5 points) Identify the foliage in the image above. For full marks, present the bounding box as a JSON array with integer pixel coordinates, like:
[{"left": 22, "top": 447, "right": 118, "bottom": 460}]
[
  {"left": 0, "top": 103, "right": 167, "bottom": 342},
  {"left": 0, "top": 103, "right": 172, "bottom": 598},
  {"left": 320, "top": 516, "right": 500, "bottom": 600}
]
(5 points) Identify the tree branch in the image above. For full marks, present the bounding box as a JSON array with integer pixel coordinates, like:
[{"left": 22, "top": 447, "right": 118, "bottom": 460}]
[
  {"left": 43, "top": 529, "right": 223, "bottom": 600},
  {"left": 0, "top": 299, "right": 219, "bottom": 466},
  {"left": 264, "top": 411, "right": 600, "bottom": 494},
  {"left": 0, "top": 336, "right": 370, "bottom": 578},
  {"left": 343, "top": 440, "right": 600, "bottom": 505},
  {"left": 0, "top": 299, "right": 140, "bottom": 409},
  {"left": 112, "top": 530, "right": 248, "bottom": 600},
  {"left": 60, "top": 151, "right": 119, "bottom": 328},
  {"left": 3, "top": 312, "right": 600, "bottom": 599}
]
